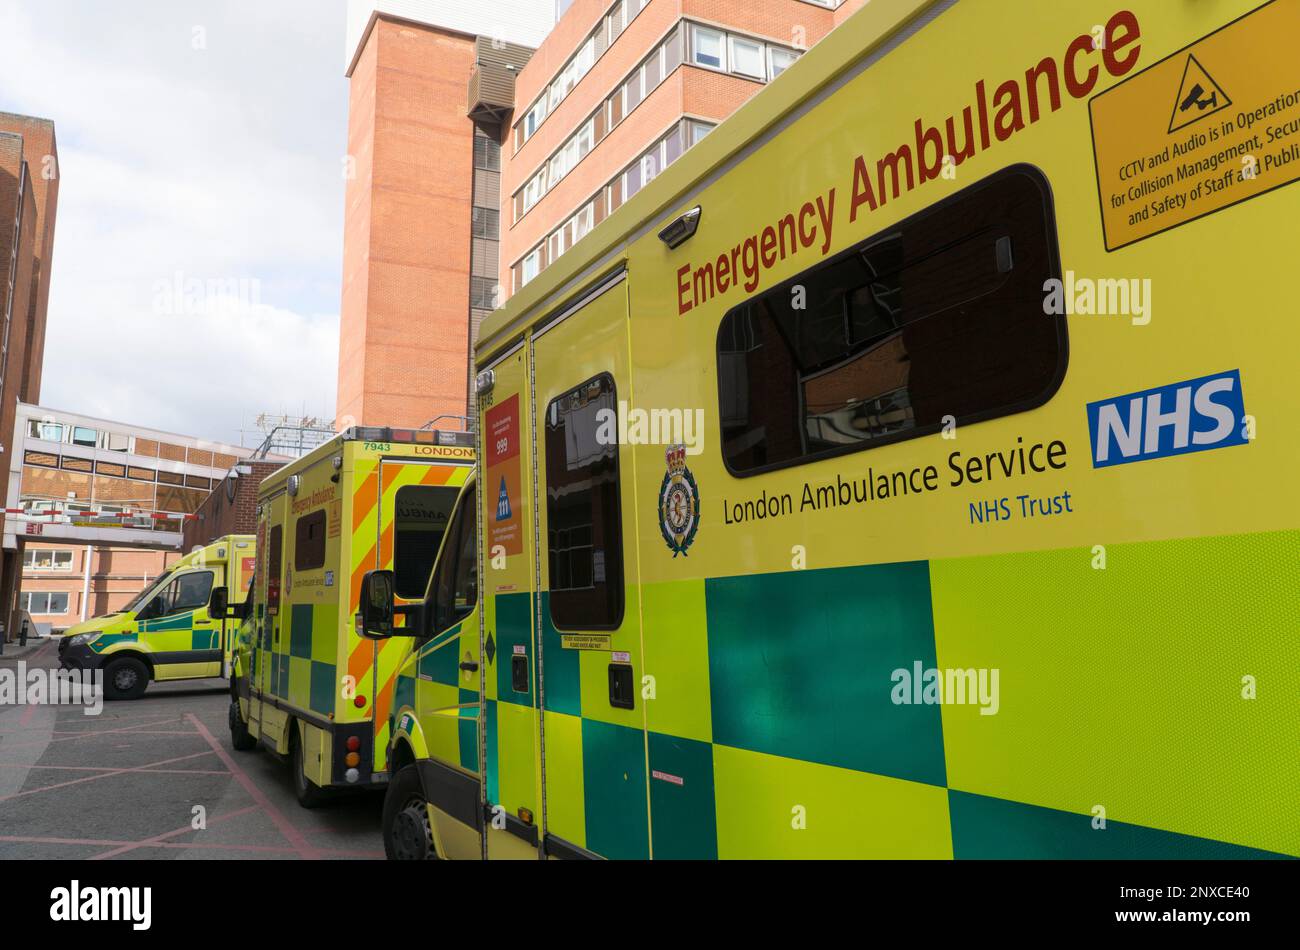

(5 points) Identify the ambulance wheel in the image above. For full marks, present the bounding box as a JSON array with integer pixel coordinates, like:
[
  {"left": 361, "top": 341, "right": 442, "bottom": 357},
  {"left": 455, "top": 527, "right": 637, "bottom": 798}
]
[
  {"left": 290, "top": 726, "right": 328, "bottom": 809},
  {"left": 383, "top": 765, "right": 437, "bottom": 860},
  {"left": 102, "top": 657, "right": 149, "bottom": 701},
  {"left": 228, "top": 698, "right": 256, "bottom": 751}
]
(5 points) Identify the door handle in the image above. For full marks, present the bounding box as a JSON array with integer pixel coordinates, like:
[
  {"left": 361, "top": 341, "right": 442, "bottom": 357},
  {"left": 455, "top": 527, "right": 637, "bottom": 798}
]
[{"left": 459, "top": 660, "right": 479, "bottom": 673}]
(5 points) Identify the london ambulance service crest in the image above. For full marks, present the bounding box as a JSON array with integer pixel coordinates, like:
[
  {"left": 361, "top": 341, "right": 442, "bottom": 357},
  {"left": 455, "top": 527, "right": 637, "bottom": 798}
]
[{"left": 658, "top": 444, "right": 699, "bottom": 557}]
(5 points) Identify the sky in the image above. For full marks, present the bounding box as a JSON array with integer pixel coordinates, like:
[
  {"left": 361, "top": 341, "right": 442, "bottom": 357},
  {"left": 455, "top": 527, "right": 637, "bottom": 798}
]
[{"left": 0, "top": 0, "right": 349, "bottom": 449}]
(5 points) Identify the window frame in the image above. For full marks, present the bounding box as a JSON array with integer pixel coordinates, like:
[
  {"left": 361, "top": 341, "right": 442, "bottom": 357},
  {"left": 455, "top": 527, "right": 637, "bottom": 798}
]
[
  {"left": 543, "top": 372, "right": 625, "bottom": 632},
  {"left": 729, "top": 35, "right": 765, "bottom": 79},
  {"left": 294, "top": 509, "right": 327, "bottom": 572},
  {"left": 691, "top": 24, "right": 726, "bottom": 70},
  {"left": 713, "top": 163, "right": 1068, "bottom": 480}
]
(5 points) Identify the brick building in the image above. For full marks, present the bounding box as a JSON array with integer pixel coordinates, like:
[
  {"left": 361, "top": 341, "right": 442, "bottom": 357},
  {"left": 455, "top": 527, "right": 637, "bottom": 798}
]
[
  {"left": 335, "top": 0, "right": 864, "bottom": 430},
  {"left": 5, "top": 403, "right": 260, "bottom": 638},
  {"left": 336, "top": 1, "right": 554, "bottom": 430},
  {"left": 0, "top": 112, "right": 59, "bottom": 642},
  {"left": 19, "top": 544, "right": 179, "bottom": 635},
  {"left": 181, "top": 459, "right": 284, "bottom": 550}
]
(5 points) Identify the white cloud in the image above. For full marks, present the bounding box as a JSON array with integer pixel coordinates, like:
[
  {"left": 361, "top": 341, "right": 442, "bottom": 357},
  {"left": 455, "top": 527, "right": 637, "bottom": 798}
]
[{"left": 0, "top": 0, "right": 349, "bottom": 447}]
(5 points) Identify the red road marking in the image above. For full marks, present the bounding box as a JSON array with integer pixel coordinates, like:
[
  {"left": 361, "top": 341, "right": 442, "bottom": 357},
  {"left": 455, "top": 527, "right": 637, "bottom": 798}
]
[
  {"left": 0, "top": 716, "right": 191, "bottom": 750},
  {"left": 0, "top": 833, "right": 382, "bottom": 858},
  {"left": 184, "top": 712, "right": 322, "bottom": 860},
  {"left": 0, "top": 751, "right": 216, "bottom": 803},
  {"left": 88, "top": 805, "right": 260, "bottom": 860},
  {"left": 0, "top": 762, "right": 230, "bottom": 775}
]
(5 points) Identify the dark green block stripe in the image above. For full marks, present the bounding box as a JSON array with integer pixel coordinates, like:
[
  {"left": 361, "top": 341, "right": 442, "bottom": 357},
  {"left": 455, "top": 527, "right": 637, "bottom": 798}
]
[
  {"left": 458, "top": 687, "right": 478, "bottom": 772},
  {"left": 484, "top": 698, "right": 499, "bottom": 806},
  {"left": 289, "top": 604, "right": 313, "bottom": 658},
  {"left": 419, "top": 623, "right": 461, "bottom": 686},
  {"left": 706, "top": 561, "right": 946, "bottom": 787},
  {"left": 949, "top": 789, "right": 1295, "bottom": 859},
  {"left": 191, "top": 629, "right": 218, "bottom": 650},
  {"left": 393, "top": 673, "right": 415, "bottom": 719},
  {"left": 309, "top": 661, "right": 336, "bottom": 714},
  {"left": 581, "top": 718, "right": 648, "bottom": 860},
  {"left": 493, "top": 592, "right": 535, "bottom": 709},
  {"left": 91, "top": 633, "right": 138, "bottom": 652},
  {"left": 648, "top": 732, "right": 717, "bottom": 860},
  {"left": 142, "top": 612, "right": 194, "bottom": 632},
  {"left": 539, "top": 592, "right": 580, "bottom": 717}
]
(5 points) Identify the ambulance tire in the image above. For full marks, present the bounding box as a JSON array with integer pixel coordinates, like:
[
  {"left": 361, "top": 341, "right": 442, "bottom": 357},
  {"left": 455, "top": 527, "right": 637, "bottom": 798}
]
[
  {"left": 383, "top": 765, "right": 438, "bottom": 860},
  {"left": 290, "top": 725, "right": 329, "bottom": 809},
  {"left": 228, "top": 698, "right": 256, "bottom": 751},
  {"left": 102, "top": 657, "right": 149, "bottom": 701}
]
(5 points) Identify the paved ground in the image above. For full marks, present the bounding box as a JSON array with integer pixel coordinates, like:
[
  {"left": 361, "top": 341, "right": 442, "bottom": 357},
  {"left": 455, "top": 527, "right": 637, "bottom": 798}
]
[{"left": 0, "top": 639, "right": 385, "bottom": 859}]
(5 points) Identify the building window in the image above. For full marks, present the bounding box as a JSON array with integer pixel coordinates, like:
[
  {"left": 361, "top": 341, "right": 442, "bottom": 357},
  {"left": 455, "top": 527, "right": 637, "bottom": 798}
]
[
  {"left": 545, "top": 373, "right": 623, "bottom": 630},
  {"left": 22, "top": 591, "right": 70, "bottom": 614},
  {"left": 473, "top": 134, "right": 500, "bottom": 172},
  {"left": 729, "top": 36, "right": 765, "bottom": 79},
  {"left": 691, "top": 25, "right": 725, "bottom": 69},
  {"left": 28, "top": 420, "right": 62, "bottom": 441},
  {"left": 522, "top": 250, "right": 541, "bottom": 286},
  {"left": 769, "top": 46, "right": 798, "bottom": 79},
  {"left": 691, "top": 120, "right": 714, "bottom": 145},
  {"left": 294, "top": 510, "right": 327, "bottom": 571},
  {"left": 471, "top": 276, "right": 499, "bottom": 310},
  {"left": 24, "top": 549, "right": 74, "bottom": 570},
  {"left": 716, "top": 166, "right": 1065, "bottom": 476},
  {"left": 472, "top": 207, "right": 500, "bottom": 240},
  {"left": 71, "top": 427, "right": 97, "bottom": 447}
]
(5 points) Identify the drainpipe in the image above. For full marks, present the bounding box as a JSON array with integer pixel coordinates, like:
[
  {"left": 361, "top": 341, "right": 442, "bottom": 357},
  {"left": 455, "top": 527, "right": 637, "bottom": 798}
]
[{"left": 81, "top": 546, "right": 92, "bottom": 621}]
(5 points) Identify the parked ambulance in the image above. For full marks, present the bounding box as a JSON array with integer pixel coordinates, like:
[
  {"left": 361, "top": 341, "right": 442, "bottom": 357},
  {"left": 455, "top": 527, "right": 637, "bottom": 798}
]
[
  {"left": 227, "top": 425, "right": 474, "bottom": 807},
  {"left": 358, "top": 0, "right": 1299, "bottom": 859},
  {"left": 57, "top": 535, "right": 255, "bottom": 700}
]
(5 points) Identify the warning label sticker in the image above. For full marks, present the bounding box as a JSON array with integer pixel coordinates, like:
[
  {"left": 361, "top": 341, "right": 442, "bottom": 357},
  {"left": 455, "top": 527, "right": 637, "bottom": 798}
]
[{"left": 1090, "top": 0, "right": 1300, "bottom": 250}]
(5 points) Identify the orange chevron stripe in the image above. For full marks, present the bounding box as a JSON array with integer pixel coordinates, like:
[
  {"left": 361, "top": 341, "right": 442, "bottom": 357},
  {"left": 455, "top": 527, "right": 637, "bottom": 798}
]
[{"left": 353, "top": 470, "right": 378, "bottom": 532}]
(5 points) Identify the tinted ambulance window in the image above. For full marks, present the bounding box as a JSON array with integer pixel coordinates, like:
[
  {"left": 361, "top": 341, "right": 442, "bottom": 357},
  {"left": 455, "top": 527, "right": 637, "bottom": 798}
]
[
  {"left": 163, "top": 571, "right": 213, "bottom": 614},
  {"left": 429, "top": 485, "right": 478, "bottom": 632},
  {"left": 545, "top": 373, "right": 623, "bottom": 630},
  {"left": 294, "top": 510, "right": 327, "bottom": 571},
  {"left": 267, "top": 525, "right": 283, "bottom": 615},
  {"left": 717, "top": 165, "right": 1065, "bottom": 475},
  {"left": 393, "top": 485, "right": 459, "bottom": 599}
]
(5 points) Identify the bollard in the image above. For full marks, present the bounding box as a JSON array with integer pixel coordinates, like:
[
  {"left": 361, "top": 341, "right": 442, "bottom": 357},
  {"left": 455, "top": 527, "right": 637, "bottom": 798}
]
[{"left": 19, "top": 617, "right": 27, "bottom": 648}]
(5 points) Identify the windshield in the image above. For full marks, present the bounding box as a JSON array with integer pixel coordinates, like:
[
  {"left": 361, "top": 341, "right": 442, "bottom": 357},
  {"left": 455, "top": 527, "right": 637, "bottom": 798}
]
[{"left": 120, "top": 568, "right": 174, "bottom": 614}]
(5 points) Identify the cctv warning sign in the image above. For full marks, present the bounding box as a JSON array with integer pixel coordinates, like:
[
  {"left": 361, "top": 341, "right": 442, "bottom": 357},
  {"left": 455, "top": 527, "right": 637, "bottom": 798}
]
[{"left": 1090, "top": 0, "right": 1300, "bottom": 250}]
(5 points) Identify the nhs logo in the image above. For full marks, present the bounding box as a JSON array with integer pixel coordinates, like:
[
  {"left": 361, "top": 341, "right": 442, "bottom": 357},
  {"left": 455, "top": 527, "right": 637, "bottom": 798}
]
[{"left": 1087, "top": 370, "right": 1248, "bottom": 469}]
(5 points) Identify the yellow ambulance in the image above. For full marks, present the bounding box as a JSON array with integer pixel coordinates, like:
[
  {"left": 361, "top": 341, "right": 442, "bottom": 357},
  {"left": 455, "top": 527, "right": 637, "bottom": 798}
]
[
  {"left": 361, "top": 0, "right": 1299, "bottom": 859},
  {"left": 57, "top": 535, "right": 255, "bottom": 700},
  {"left": 228, "top": 426, "right": 474, "bottom": 807}
]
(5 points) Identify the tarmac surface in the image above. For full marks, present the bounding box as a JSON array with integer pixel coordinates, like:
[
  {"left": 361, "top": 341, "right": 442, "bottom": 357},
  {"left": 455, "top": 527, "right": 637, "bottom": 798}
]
[{"left": 0, "top": 638, "right": 385, "bottom": 859}]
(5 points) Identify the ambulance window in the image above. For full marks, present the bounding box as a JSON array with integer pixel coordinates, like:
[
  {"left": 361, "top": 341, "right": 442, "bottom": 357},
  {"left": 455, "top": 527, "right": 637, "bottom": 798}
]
[
  {"left": 716, "top": 165, "right": 1065, "bottom": 475},
  {"left": 155, "top": 571, "right": 213, "bottom": 616},
  {"left": 544, "top": 374, "right": 623, "bottom": 630},
  {"left": 429, "top": 484, "right": 477, "bottom": 632},
  {"left": 267, "top": 525, "right": 283, "bottom": 615},
  {"left": 294, "top": 510, "right": 327, "bottom": 571},
  {"left": 394, "top": 485, "right": 459, "bottom": 599}
]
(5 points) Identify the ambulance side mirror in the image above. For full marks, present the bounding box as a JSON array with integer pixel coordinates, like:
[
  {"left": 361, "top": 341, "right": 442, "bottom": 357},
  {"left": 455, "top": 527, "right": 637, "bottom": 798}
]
[
  {"left": 208, "top": 586, "right": 229, "bottom": 620},
  {"left": 359, "top": 570, "right": 396, "bottom": 639}
]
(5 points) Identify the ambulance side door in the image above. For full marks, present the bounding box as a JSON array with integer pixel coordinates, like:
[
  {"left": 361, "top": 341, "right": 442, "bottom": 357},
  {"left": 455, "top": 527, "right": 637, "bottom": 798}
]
[{"left": 529, "top": 271, "right": 648, "bottom": 860}]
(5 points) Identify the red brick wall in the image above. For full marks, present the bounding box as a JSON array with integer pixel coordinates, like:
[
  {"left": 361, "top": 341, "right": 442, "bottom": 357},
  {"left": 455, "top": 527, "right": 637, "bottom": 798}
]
[
  {"left": 337, "top": 19, "right": 478, "bottom": 430},
  {"left": 182, "top": 461, "right": 283, "bottom": 549}
]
